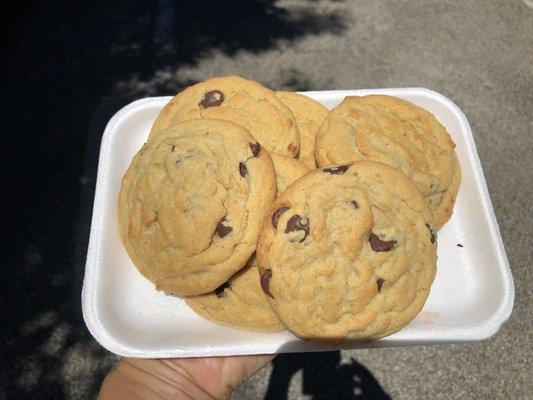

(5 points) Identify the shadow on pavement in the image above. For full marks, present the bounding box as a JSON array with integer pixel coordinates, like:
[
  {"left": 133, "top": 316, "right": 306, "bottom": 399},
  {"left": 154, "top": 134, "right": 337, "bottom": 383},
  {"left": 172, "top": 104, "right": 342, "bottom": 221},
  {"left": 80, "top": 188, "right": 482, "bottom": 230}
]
[{"left": 265, "top": 351, "right": 391, "bottom": 400}]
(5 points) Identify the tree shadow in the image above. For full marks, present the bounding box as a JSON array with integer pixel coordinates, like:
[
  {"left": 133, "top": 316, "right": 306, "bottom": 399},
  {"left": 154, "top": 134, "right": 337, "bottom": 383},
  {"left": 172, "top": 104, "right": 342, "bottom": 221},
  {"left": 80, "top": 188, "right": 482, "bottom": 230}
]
[
  {"left": 2, "top": 1, "right": 348, "bottom": 398},
  {"left": 264, "top": 351, "right": 391, "bottom": 400}
]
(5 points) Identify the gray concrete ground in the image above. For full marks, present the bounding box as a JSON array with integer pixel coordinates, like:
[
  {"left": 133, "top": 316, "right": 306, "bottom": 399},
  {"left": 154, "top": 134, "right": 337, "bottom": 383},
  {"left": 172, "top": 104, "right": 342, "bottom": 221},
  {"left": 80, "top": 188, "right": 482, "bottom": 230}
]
[{"left": 3, "top": 1, "right": 531, "bottom": 399}]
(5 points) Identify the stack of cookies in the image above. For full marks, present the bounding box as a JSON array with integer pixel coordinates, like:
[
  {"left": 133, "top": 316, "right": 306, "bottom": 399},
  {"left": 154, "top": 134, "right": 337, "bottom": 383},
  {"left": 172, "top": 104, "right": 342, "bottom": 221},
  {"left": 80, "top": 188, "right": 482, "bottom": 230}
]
[{"left": 118, "top": 76, "right": 461, "bottom": 342}]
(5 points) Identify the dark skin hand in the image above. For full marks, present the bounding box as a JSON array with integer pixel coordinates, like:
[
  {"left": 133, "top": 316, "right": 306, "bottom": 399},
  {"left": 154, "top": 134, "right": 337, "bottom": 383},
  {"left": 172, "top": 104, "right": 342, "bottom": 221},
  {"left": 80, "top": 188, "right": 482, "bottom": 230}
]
[{"left": 97, "top": 355, "right": 274, "bottom": 400}]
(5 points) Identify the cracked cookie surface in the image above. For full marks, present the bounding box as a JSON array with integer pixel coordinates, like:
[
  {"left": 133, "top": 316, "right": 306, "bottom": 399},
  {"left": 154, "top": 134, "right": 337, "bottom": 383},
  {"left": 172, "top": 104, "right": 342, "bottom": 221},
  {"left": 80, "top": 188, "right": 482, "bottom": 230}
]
[
  {"left": 118, "top": 119, "right": 276, "bottom": 296},
  {"left": 149, "top": 76, "right": 300, "bottom": 157},
  {"left": 257, "top": 161, "right": 437, "bottom": 341},
  {"left": 276, "top": 91, "right": 328, "bottom": 168},
  {"left": 315, "top": 95, "right": 460, "bottom": 228},
  {"left": 184, "top": 156, "right": 308, "bottom": 331}
]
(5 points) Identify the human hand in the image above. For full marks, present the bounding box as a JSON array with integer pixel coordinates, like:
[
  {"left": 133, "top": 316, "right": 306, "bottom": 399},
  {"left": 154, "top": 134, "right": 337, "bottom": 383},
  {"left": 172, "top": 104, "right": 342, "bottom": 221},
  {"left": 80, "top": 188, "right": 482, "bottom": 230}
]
[{"left": 97, "top": 354, "right": 274, "bottom": 400}]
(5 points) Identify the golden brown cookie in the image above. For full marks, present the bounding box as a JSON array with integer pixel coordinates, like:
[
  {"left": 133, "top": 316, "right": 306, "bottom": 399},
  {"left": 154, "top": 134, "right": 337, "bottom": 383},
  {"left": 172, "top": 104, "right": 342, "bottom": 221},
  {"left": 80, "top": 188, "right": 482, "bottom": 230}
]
[
  {"left": 271, "top": 154, "right": 310, "bottom": 193},
  {"left": 185, "top": 256, "right": 284, "bottom": 332},
  {"left": 118, "top": 119, "right": 276, "bottom": 296},
  {"left": 315, "top": 95, "right": 460, "bottom": 228},
  {"left": 184, "top": 156, "right": 308, "bottom": 331},
  {"left": 149, "top": 76, "right": 300, "bottom": 157},
  {"left": 276, "top": 91, "right": 328, "bottom": 168},
  {"left": 257, "top": 161, "right": 437, "bottom": 342}
]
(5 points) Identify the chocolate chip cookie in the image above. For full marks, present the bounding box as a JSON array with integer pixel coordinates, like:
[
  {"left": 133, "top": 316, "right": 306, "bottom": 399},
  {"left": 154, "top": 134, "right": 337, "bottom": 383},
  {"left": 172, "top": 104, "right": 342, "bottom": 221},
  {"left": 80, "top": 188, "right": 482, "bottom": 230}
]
[
  {"left": 256, "top": 161, "right": 437, "bottom": 341},
  {"left": 271, "top": 154, "right": 310, "bottom": 193},
  {"left": 184, "top": 156, "right": 308, "bottom": 331},
  {"left": 315, "top": 95, "right": 461, "bottom": 228},
  {"left": 185, "top": 256, "right": 284, "bottom": 332},
  {"left": 276, "top": 91, "right": 328, "bottom": 168},
  {"left": 118, "top": 118, "right": 276, "bottom": 296},
  {"left": 149, "top": 76, "right": 300, "bottom": 157}
]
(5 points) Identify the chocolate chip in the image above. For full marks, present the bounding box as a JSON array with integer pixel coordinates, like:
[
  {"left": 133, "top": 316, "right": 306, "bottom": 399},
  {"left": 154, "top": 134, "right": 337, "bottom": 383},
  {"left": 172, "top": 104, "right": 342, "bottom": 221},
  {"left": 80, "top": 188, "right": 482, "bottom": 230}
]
[
  {"left": 351, "top": 200, "right": 359, "bottom": 209},
  {"left": 369, "top": 232, "right": 396, "bottom": 252},
  {"left": 323, "top": 164, "right": 349, "bottom": 174},
  {"left": 250, "top": 142, "right": 261, "bottom": 157},
  {"left": 457, "top": 243, "right": 463, "bottom": 247},
  {"left": 239, "top": 162, "right": 248, "bottom": 177},
  {"left": 260, "top": 269, "right": 274, "bottom": 298},
  {"left": 376, "top": 278, "right": 385, "bottom": 292},
  {"left": 200, "top": 90, "right": 224, "bottom": 108},
  {"left": 288, "top": 143, "right": 298, "bottom": 154},
  {"left": 171, "top": 145, "right": 176, "bottom": 152},
  {"left": 215, "top": 282, "right": 230, "bottom": 298},
  {"left": 425, "top": 223, "right": 436, "bottom": 244},
  {"left": 272, "top": 206, "right": 290, "bottom": 228},
  {"left": 216, "top": 218, "right": 232, "bottom": 238},
  {"left": 285, "top": 215, "right": 309, "bottom": 242}
]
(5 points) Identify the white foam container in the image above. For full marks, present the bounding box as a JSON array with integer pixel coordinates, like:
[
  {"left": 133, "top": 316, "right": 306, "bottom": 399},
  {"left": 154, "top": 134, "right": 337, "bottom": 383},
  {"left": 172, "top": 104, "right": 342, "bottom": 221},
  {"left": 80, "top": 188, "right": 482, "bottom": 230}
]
[{"left": 82, "top": 88, "right": 514, "bottom": 358}]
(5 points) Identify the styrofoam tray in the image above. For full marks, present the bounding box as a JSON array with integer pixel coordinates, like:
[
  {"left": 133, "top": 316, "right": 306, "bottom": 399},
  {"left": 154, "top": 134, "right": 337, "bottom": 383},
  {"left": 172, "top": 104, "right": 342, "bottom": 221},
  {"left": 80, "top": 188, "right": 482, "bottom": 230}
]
[{"left": 82, "top": 88, "right": 514, "bottom": 358}]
